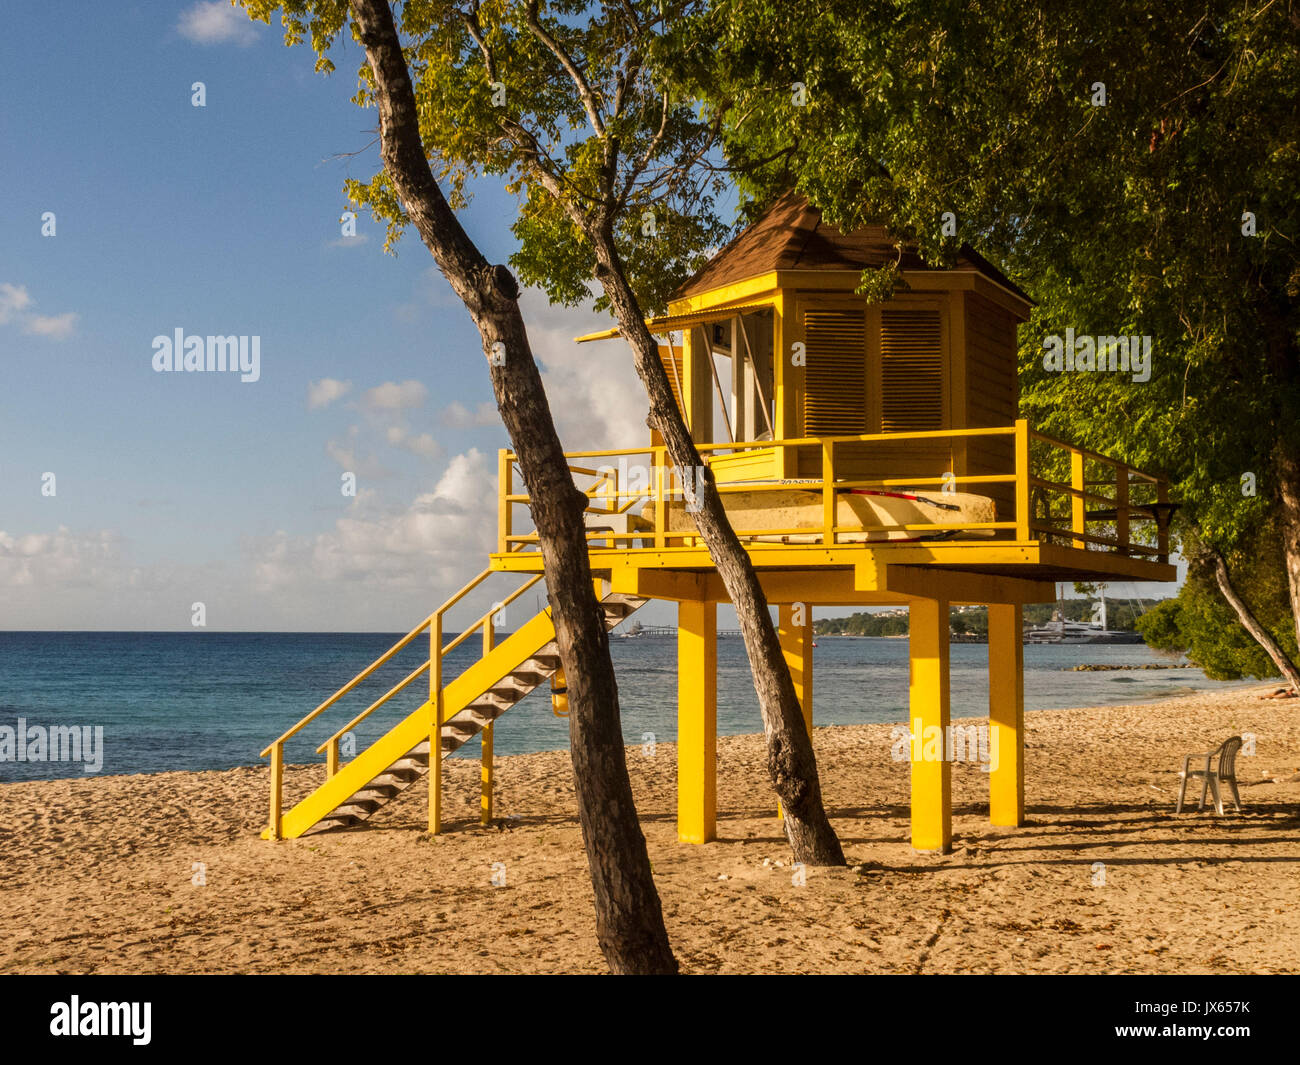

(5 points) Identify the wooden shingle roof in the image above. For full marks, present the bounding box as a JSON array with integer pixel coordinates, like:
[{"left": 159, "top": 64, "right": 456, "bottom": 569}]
[{"left": 673, "top": 190, "right": 1031, "bottom": 303}]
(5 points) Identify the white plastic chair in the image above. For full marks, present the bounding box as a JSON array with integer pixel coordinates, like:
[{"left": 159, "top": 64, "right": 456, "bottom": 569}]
[{"left": 1176, "top": 736, "right": 1243, "bottom": 815}]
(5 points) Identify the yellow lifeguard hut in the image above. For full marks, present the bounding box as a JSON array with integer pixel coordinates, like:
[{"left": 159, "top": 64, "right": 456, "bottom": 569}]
[{"left": 261, "top": 192, "right": 1175, "bottom": 854}]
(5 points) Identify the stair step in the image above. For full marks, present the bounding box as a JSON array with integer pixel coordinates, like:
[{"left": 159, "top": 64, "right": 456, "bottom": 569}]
[
  {"left": 351, "top": 786, "right": 397, "bottom": 803},
  {"left": 291, "top": 590, "right": 650, "bottom": 837},
  {"left": 332, "top": 803, "right": 378, "bottom": 819}
]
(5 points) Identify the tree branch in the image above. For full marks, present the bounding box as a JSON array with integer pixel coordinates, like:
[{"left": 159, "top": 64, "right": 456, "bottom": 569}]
[{"left": 524, "top": 0, "right": 607, "bottom": 139}]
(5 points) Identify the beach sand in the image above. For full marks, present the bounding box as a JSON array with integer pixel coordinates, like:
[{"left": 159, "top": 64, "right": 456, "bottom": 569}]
[{"left": 1, "top": 685, "right": 1297, "bottom": 974}]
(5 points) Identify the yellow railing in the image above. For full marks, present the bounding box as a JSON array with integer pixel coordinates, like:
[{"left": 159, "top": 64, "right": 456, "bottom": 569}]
[
  {"left": 261, "top": 566, "right": 543, "bottom": 839},
  {"left": 496, "top": 419, "right": 1171, "bottom": 563}
]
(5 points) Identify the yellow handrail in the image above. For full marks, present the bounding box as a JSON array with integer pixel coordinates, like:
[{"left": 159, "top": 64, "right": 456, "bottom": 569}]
[
  {"left": 315, "top": 571, "right": 544, "bottom": 751},
  {"left": 260, "top": 610, "right": 437, "bottom": 758},
  {"left": 265, "top": 563, "right": 547, "bottom": 836},
  {"left": 316, "top": 659, "right": 430, "bottom": 754},
  {"left": 497, "top": 419, "right": 1170, "bottom": 564}
]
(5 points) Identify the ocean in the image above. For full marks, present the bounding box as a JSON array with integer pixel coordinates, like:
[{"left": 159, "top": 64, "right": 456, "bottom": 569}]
[{"left": 0, "top": 631, "right": 1252, "bottom": 781}]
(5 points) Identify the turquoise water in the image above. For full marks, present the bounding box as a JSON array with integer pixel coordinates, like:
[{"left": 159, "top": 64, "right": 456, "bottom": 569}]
[{"left": 0, "top": 631, "right": 1249, "bottom": 781}]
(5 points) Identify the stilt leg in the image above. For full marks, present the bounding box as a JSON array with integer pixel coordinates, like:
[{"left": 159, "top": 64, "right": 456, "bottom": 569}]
[
  {"left": 910, "top": 597, "right": 951, "bottom": 853},
  {"left": 987, "top": 604, "right": 1025, "bottom": 827},
  {"left": 677, "top": 600, "right": 717, "bottom": 844},
  {"left": 480, "top": 721, "right": 493, "bottom": 826}
]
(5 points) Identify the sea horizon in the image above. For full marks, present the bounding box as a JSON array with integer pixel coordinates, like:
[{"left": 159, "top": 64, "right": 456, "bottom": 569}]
[{"left": 0, "top": 629, "right": 1255, "bottom": 784}]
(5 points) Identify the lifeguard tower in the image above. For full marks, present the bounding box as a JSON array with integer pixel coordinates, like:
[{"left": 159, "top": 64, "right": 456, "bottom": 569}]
[{"left": 261, "top": 192, "right": 1175, "bottom": 854}]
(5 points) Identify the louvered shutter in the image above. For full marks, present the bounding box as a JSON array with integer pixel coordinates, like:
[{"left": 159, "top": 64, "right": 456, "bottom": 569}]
[
  {"left": 803, "top": 310, "right": 867, "bottom": 436},
  {"left": 880, "top": 309, "right": 944, "bottom": 431}
]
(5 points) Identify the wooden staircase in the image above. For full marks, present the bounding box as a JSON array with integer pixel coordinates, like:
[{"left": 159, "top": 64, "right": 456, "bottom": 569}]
[{"left": 262, "top": 588, "right": 646, "bottom": 839}]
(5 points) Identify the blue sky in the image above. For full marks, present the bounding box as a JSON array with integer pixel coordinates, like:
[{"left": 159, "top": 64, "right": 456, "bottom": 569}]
[
  {"left": 0, "top": 2, "right": 1179, "bottom": 631},
  {"left": 0, "top": 1, "right": 657, "bottom": 630}
]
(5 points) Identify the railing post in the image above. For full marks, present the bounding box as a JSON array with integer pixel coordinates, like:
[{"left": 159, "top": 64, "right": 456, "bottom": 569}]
[
  {"left": 654, "top": 446, "right": 666, "bottom": 549},
  {"left": 326, "top": 736, "right": 338, "bottom": 778},
  {"left": 269, "top": 742, "right": 283, "bottom": 840},
  {"left": 1070, "top": 449, "right": 1086, "bottom": 550},
  {"left": 1014, "top": 420, "right": 1031, "bottom": 541},
  {"left": 429, "top": 615, "right": 442, "bottom": 835},
  {"left": 822, "top": 439, "right": 835, "bottom": 545},
  {"left": 481, "top": 618, "right": 494, "bottom": 826},
  {"left": 601, "top": 473, "right": 616, "bottom": 549},
  {"left": 497, "top": 450, "right": 511, "bottom": 554},
  {"left": 1115, "top": 465, "right": 1130, "bottom": 554},
  {"left": 1157, "top": 479, "right": 1170, "bottom": 563}
]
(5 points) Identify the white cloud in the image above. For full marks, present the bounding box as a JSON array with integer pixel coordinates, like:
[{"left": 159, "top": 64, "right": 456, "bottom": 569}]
[
  {"left": 177, "top": 2, "right": 260, "bottom": 46},
  {"left": 0, "top": 283, "right": 32, "bottom": 324},
  {"left": 386, "top": 425, "right": 443, "bottom": 459},
  {"left": 518, "top": 289, "right": 649, "bottom": 451},
  {"left": 0, "top": 526, "right": 126, "bottom": 589},
  {"left": 307, "top": 377, "right": 352, "bottom": 410},
  {"left": 362, "top": 379, "right": 428, "bottom": 411},
  {"left": 0, "top": 282, "right": 78, "bottom": 340},
  {"left": 440, "top": 400, "right": 499, "bottom": 429},
  {"left": 326, "top": 234, "right": 371, "bottom": 249},
  {"left": 23, "top": 312, "right": 78, "bottom": 339},
  {"left": 247, "top": 449, "right": 503, "bottom": 625},
  {"left": 0, "top": 454, "right": 506, "bottom": 628}
]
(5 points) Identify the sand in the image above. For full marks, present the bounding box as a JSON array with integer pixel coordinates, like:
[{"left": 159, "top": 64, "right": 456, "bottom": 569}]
[{"left": 1, "top": 685, "right": 1297, "bottom": 975}]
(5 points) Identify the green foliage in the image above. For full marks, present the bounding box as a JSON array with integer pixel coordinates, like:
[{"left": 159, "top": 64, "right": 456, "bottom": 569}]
[
  {"left": 1138, "top": 524, "right": 1300, "bottom": 679},
  {"left": 242, "top": 0, "right": 734, "bottom": 314},
  {"left": 688, "top": 0, "right": 1300, "bottom": 559},
  {"left": 1134, "top": 599, "right": 1186, "bottom": 655}
]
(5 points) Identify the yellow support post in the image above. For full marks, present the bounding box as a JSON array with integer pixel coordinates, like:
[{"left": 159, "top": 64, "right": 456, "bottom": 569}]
[
  {"left": 268, "top": 742, "right": 283, "bottom": 840},
  {"left": 481, "top": 619, "right": 494, "bottom": 826},
  {"left": 821, "top": 439, "right": 835, "bottom": 545},
  {"left": 429, "top": 615, "right": 442, "bottom": 835},
  {"left": 677, "top": 600, "right": 717, "bottom": 844},
  {"left": 654, "top": 447, "right": 666, "bottom": 549},
  {"left": 779, "top": 604, "right": 814, "bottom": 733},
  {"left": 1014, "top": 419, "right": 1031, "bottom": 540},
  {"left": 987, "top": 603, "right": 1024, "bottom": 827},
  {"left": 909, "top": 597, "right": 951, "bottom": 853},
  {"left": 497, "top": 450, "right": 511, "bottom": 554},
  {"left": 1070, "top": 450, "right": 1086, "bottom": 549},
  {"left": 326, "top": 737, "right": 338, "bottom": 779}
]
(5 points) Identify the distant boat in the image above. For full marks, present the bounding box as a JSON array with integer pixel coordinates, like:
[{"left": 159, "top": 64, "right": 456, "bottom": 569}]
[
  {"left": 1025, "top": 618, "right": 1143, "bottom": 644},
  {"left": 1024, "top": 585, "right": 1144, "bottom": 644}
]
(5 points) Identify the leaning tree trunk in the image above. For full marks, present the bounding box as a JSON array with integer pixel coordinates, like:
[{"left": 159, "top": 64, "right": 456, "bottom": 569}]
[
  {"left": 1206, "top": 544, "right": 1300, "bottom": 691},
  {"left": 1274, "top": 440, "right": 1300, "bottom": 674},
  {"left": 348, "top": 0, "right": 676, "bottom": 974},
  {"left": 590, "top": 232, "right": 845, "bottom": 866}
]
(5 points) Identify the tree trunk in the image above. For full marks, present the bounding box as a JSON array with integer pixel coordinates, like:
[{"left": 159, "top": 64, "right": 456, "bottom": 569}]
[
  {"left": 348, "top": 0, "right": 676, "bottom": 974},
  {"left": 590, "top": 235, "right": 845, "bottom": 866},
  {"left": 1206, "top": 544, "right": 1300, "bottom": 690},
  {"left": 1274, "top": 440, "right": 1300, "bottom": 673}
]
